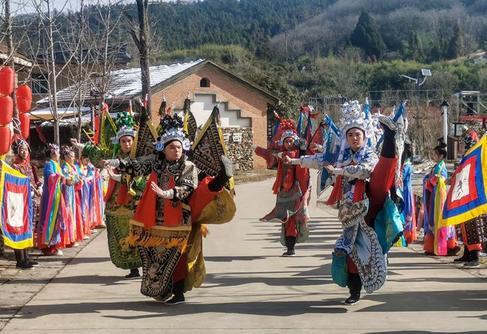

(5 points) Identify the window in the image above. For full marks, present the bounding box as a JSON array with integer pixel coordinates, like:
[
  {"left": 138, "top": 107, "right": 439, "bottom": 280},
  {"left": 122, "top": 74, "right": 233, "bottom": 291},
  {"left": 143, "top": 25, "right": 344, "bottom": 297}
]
[{"left": 200, "top": 77, "right": 210, "bottom": 88}]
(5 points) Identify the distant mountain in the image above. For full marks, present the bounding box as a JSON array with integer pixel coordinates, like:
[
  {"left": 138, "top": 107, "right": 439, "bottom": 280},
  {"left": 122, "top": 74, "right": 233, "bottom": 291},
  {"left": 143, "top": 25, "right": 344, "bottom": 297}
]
[
  {"left": 269, "top": 0, "right": 487, "bottom": 61},
  {"left": 13, "top": 0, "right": 487, "bottom": 64}
]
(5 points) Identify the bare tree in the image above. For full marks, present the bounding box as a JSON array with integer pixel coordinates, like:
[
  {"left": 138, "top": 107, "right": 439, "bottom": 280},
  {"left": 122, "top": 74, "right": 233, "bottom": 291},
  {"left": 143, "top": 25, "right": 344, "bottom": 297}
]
[
  {"left": 126, "top": 0, "right": 151, "bottom": 113},
  {"left": 2, "top": 0, "right": 20, "bottom": 135},
  {"left": 25, "top": 0, "right": 82, "bottom": 146},
  {"left": 21, "top": 0, "right": 125, "bottom": 145}
]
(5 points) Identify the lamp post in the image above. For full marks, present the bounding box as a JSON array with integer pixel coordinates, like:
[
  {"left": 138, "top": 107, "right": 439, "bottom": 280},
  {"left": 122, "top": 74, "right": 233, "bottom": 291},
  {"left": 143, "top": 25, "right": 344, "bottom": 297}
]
[
  {"left": 441, "top": 100, "right": 449, "bottom": 146},
  {"left": 399, "top": 69, "right": 432, "bottom": 155}
]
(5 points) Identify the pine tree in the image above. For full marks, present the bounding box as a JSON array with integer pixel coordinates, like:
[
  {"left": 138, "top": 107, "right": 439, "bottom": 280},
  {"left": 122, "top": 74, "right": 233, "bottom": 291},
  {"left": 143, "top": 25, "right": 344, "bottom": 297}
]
[
  {"left": 408, "top": 31, "right": 424, "bottom": 62},
  {"left": 350, "top": 11, "right": 387, "bottom": 60},
  {"left": 447, "top": 22, "right": 465, "bottom": 59}
]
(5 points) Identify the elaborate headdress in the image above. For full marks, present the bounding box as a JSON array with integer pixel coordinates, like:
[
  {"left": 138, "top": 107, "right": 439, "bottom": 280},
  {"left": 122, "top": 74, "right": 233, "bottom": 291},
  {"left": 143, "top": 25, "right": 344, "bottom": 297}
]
[
  {"left": 12, "top": 138, "right": 29, "bottom": 155},
  {"left": 154, "top": 112, "right": 191, "bottom": 151},
  {"left": 60, "top": 145, "right": 73, "bottom": 160},
  {"left": 340, "top": 100, "right": 369, "bottom": 135},
  {"left": 336, "top": 100, "right": 377, "bottom": 167},
  {"left": 277, "top": 119, "right": 299, "bottom": 145},
  {"left": 112, "top": 112, "right": 136, "bottom": 144},
  {"left": 45, "top": 143, "right": 59, "bottom": 158}
]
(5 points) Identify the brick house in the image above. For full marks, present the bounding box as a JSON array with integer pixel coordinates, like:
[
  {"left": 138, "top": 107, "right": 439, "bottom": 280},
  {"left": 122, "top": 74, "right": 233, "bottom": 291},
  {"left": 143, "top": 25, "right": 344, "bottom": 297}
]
[{"left": 36, "top": 59, "right": 280, "bottom": 169}]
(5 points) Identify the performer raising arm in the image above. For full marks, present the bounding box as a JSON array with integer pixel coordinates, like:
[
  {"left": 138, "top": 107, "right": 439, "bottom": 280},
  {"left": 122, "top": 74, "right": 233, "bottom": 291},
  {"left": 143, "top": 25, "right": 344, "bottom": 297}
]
[{"left": 286, "top": 101, "right": 403, "bottom": 305}]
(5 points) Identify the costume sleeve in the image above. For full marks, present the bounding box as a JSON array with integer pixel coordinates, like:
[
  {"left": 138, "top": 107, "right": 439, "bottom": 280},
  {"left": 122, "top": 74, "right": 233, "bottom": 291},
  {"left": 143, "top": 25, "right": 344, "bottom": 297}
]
[
  {"left": 45, "top": 161, "right": 59, "bottom": 178},
  {"left": 429, "top": 163, "right": 446, "bottom": 187},
  {"left": 117, "top": 155, "right": 154, "bottom": 177},
  {"left": 333, "top": 164, "right": 372, "bottom": 179},
  {"left": 336, "top": 149, "right": 378, "bottom": 179},
  {"left": 173, "top": 162, "right": 199, "bottom": 201},
  {"left": 298, "top": 154, "right": 323, "bottom": 170},
  {"left": 30, "top": 164, "right": 41, "bottom": 187},
  {"left": 61, "top": 164, "right": 70, "bottom": 177},
  {"left": 254, "top": 146, "right": 277, "bottom": 169}
]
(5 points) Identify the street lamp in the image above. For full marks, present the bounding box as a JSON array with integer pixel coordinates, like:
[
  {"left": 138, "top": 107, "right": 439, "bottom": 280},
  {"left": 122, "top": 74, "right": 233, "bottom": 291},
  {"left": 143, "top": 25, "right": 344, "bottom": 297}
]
[
  {"left": 400, "top": 68, "right": 432, "bottom": 155},
  {"left": 399, "top": 68, "right": 432, "bottom": 87},
  {"left": 441, "top": 100, "right": 449, "bottom": 146}
]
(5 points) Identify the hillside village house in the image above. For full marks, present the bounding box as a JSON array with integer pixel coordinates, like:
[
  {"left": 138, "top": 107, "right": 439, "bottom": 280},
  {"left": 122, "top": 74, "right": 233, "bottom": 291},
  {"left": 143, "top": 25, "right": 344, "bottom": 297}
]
[{"left": 35, "top": 59, "right": 280, "bottom": 170}]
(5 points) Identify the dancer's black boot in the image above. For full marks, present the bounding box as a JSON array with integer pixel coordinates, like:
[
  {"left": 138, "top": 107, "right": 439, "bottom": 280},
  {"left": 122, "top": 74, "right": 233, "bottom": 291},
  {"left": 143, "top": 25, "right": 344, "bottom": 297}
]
[
  {"left": 282, "top": 236, "right": 296, "bottom": 256},
  {"left": 379, "top": 117, "right": 397, "bottom": 158},
  {"left": 125, "top": 268, "right": 140, "bottom": 279},
  {"left": 208, "top": 155, "right": 233, "bottom": 192},
  {"left": 166, "top": 279, "right": 186, "bottom": 305},
  {"left": 464, "top": 250, "right": 480, "bottom": 268},
  {"left": 344, "top": 273, "right": 362, "bottom": 305},
  {"left": 15, "top": 249, "right": 33, "bottom": 269},
  {"left": 454, "top": 245, "right": 470, "bottom": 262}
]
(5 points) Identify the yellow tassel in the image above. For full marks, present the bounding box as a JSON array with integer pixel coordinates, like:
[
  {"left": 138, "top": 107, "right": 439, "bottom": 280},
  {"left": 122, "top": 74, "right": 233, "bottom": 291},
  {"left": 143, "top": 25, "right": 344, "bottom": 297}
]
[{"left": 201, "top": 225, "right": 209, "bottom": 237}]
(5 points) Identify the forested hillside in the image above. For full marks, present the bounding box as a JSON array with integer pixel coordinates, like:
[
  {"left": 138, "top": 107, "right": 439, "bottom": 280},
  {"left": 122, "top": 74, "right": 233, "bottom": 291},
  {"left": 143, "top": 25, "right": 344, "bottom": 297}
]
[
  {"left": 12, "top": 0, "right": 487, "bottom": 114},
  {"left": 269, "top": 0, "right": 487, "bottom": 62},
  {"left": 93, "top": 0, "right": 334, "bottom": 54}
]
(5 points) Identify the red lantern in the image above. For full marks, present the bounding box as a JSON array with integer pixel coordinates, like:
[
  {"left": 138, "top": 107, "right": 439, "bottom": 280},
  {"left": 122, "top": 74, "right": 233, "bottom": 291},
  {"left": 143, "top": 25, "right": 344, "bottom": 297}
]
[
  {"left": 0, "top": 126, "right": 11, "bottom": 155},
  {"left": 16, "top": 85, "right": 32, "bottom": 113},
  {"left": 0, "top": 96, "right": 13, "bottom": 125},
  {"left": 20, "top": 113, "right": 30, "bottom": 139},
  {"left": 0, "top": 67, "right": 14, "bottom": 96}
]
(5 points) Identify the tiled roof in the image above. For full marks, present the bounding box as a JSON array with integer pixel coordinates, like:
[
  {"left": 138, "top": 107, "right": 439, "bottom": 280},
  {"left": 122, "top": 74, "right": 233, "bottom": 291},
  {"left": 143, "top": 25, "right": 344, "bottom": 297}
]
[
  {"left": 0, "top": 43, "right": 33, "bottom": 67},
  {"left": 37, "top": 59, "right": 204, "bottom": 105}
]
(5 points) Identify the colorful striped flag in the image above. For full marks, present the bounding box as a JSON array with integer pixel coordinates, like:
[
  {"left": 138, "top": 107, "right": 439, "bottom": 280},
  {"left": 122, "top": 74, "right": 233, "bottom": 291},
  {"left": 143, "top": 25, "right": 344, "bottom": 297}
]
[
  {"left": 0, "top": 161, "right": 33, "bottom": 249},
  {"left": 441, "top": 134, "right": 487, "bottom": 226}
]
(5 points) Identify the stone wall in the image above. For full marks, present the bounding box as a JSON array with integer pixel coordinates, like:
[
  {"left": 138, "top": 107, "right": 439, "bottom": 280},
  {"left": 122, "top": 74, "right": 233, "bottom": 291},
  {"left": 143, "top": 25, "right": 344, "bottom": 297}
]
[{"left": 222, "top": 127, "right": 253, "bottom": 172}]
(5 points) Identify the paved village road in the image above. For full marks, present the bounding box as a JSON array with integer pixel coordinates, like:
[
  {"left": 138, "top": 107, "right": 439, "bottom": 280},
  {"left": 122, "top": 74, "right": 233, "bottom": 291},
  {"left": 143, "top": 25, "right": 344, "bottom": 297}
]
[{"left": 1, "top": 177, "right": 486, "bottom": 334}]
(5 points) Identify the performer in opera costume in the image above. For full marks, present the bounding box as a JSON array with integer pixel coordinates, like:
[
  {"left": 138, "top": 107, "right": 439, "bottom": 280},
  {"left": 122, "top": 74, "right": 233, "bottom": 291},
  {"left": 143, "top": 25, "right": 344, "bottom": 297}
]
[
  {"left": 391, "top": 139, "right": 416, "bottom": 244},
  {"left": 288, "top": 101, "right": 404, "bottom": 305},
  {"left": 10, "top": 139, "right": 41, "bottom": 269},
  {"left": 454, "top": 127, "right": 486, "bottom": 268},
  {"left": 38, "top": 144, "right": 72, "bottom": 256},
  {"left": 60, "top": 145, "right": 81, "bottom": 247},
  {"left": 422, "top": 141, "right": 458, "bottom": 256},
  {"left": 105, "top": 105, "right": 235, "bottom": 304},
  {"left": 254, "top": 118, "right": 310, "bottom": 256},
  {"left": 72, "top": 111, "right": 144, "bottom": 278},
  {"left": 103, "top": 113, "right": 144, "bottom": 278}
]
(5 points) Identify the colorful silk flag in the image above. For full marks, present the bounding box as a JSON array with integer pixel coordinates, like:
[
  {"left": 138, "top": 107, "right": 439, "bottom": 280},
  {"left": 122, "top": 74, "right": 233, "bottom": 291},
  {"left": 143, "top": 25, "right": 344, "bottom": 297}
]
[
  {"left": 441, "top": 134, "right": 487, "bottom": 226},
  {"left": 0, "top": 161, "right": 33, "bottom": 249}
]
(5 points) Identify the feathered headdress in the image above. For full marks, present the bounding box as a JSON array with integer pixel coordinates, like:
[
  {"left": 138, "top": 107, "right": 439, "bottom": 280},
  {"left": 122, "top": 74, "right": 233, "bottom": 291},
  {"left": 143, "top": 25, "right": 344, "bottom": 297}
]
[
  {"left": 154, "top": 112, "right": 191, "bottom": 151},
  {"left": 112, "top": 112, "right": 136, "bottom": 144}
]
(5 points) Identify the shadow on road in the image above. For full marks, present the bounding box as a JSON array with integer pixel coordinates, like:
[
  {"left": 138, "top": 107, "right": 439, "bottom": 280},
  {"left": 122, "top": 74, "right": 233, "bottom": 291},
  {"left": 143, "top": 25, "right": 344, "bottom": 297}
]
[
  {"left": 15, "top": 300, "right": 347, "bottom": 320},
  {"left": 358, "top": 289, "right": 487, "bottom": 313},
  {"left": 367, "top": 332, "right": 486, "bottom": 334},
  {"left": 6, "top": 275, "right": 130, "bottom": 286}
]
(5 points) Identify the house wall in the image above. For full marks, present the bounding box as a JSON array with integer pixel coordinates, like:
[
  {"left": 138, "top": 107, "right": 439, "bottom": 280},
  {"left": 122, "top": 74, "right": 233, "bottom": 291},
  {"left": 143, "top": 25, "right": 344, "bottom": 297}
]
[{"left": 150, "top": 64, "right": 274, "bottom": 169}]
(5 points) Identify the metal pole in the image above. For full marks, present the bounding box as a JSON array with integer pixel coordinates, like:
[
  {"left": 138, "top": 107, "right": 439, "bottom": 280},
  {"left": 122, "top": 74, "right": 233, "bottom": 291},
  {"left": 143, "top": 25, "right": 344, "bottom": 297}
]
[{"left": 441, "top": 100, "right": 449, "bottom": 146}]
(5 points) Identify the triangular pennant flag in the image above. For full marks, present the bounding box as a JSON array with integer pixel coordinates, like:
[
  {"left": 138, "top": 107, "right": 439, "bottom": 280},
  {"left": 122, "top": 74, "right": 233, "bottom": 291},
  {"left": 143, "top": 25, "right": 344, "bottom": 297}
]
[{"left": 191, "top": 106, "right": 233, "bottom": 189}]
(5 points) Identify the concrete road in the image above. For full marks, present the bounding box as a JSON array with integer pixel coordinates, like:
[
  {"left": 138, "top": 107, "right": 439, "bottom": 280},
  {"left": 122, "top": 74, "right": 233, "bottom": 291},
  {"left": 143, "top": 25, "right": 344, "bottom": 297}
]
[{"left": 1, "top": 178, "right": 486, "bottom": 333}]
